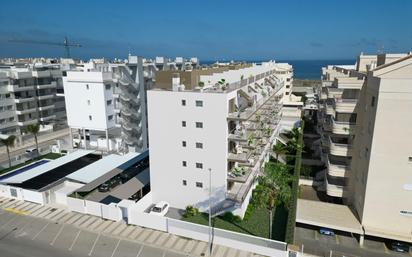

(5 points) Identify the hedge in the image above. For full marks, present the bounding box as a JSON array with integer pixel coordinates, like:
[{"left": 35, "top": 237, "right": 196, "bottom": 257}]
[{"left": 285, "top": 120, "right": 304, "bottom": 244}]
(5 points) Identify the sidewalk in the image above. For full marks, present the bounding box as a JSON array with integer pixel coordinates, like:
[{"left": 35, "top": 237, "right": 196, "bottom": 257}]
[{"left": 0, "top": 197, "right": 263, "bottom": 257}]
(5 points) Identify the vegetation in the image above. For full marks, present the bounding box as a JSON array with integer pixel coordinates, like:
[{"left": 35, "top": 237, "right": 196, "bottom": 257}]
[
  {"left": 0, "top": 152, "right": 63, "bottom": 175},
  {"left": 183, "top": 205, "right": 199, "bottom": 218},
  {"left": 25, "top": 123, "right": 40, "bottom": 157},
  {"left": 198, "top": 81, "right": 205, "bottom": 88},
  {"left": 300, "top": 164, "right": 324, "bottom": 178},
  {"left": 272, "top": 142, "right": 287, "bottom": 163},
  {"left": 285, "top": 121, "right": 304, "bottom": 244},
  {"left": 251, "top": 162, "right": 292, "bottom": 238},
  {"left": 0, "top": 135, "right": 16, "bottom": 168}
]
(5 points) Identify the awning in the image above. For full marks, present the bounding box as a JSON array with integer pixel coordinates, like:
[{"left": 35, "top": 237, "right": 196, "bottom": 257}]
[
  {"left": 297, "top": 199, "right": 363, "bottom": 234},
  {"left": 110, "top": 169, "right": 149, "bottom": 199}
]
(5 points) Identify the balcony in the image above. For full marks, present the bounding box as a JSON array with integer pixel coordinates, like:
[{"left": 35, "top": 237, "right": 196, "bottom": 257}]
[
  {"left": 228, "top": 150, "right": 253, "bottom": 163},
  {"left": 325, "top": 175, "right": 345, "bottom": 198},
  {"left": 228, "top": 84, "right": 283, "bottom": 121},
  {"left": 14, "top": 96, "right": 36, "bottom": 103},
  {"left": 36, "top": 81, "right": 57, "bottom": 90},
  {"left": 15, "top": 107, "right": 37, "bottom": 115},
  {"left": 326, "top": 154, "right": 350, "bottom": 178},
  {"left": 331, "top": 117, "right": 356, "bottom": 135},
  {"left": 17, "top": 119, "right": 37, "bottom": 126},
  {"left": 37, "top": 94, "right": 55, "bottom": 101},
  {"left": 227, "top": 166, "right": 253, "bottom": 183},
  {"left": 334, "top": 98, "right": 357, "bottom": 113},
  {"left": 227, "top": 167, "right": 260, "bottom": 203},
  {"left": 39, "top": 115, "right": 56, "bottom": 122},
  {"left": 8, "top": 84, "right": 35, "bottom": 92},
  {"left": 325, "top": 100, "right": 335, "bottom": 116},
  {"left": 328, "top": 135, "right": 352, "bottom": 156},
  {"left": 38, "top": 104, "right": 55, "bottom": 111}
]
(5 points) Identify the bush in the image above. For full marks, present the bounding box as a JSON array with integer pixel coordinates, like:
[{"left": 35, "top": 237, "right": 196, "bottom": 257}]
[
  {"left": 243, "top": 203, "right": 255, "bottom": 221},
  {"left": 221, "top": 212, "right": 241, "bottom": 223},
  {"left": 183, "top": 205, "right": 199, "bottom": 218}
]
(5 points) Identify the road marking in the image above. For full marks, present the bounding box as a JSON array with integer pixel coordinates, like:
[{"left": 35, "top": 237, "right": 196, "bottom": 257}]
[
  {"left": 69, "top": 230, "right": 81, "bottom": 251},
  {"left": 314, "top": 230, "right": 318, "bottom": 240},
  {"left": 88, "top": 233, "right": 100, "bottom": 256},
  {"left": 382, "top": 242, "right": 389, "bottom": 253},
  {"left": 32, "top": 222, "right": 49, "bottom": 240},
  {"left": 50, "top": 224, "right": 65, "bottom": 245},
  {"left": 4, "top": 207, "right": 29, "bottom": 215},
  {"left": 335, "top": 235, "right": 340, "bottom": 244},
  {"left": 14, "top": 217, "right": 32, "bottom": 238},
  {"left": 110, "top": 239, "right": 121, "bottom": 257},
  {"left": 162, "top": 250, "right": 166, "bottom": 257},
  {"left": 136, "top": 245, "right": 144, "bottom": 257}
]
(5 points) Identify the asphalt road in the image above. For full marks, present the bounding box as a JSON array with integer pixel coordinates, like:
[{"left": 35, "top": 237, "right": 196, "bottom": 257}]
[{"left": 0, "top": 209, "right": 188, "bottom": 257}]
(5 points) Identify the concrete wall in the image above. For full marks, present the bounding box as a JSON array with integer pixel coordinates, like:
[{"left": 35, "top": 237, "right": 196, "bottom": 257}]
[
  {"left": 85, "top": 200, "right": 102, "bottom": 217},
  {"left": 101, "top": 203, "right": 122, "bottom": 221},
  {"left": 67, "top": 197, "right": 86, "bottom": 213}
]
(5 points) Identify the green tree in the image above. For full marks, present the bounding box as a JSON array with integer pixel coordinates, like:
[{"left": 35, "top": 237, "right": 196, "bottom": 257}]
[
  {"left": 252, "top": 162, "right": 292, "bottom": 239},
  {"left": 1, "top": 135, "right": 16, "bottom": 168},
  {"left": 25, "top": 123, "right": 40, "bottom": 157},
  {"left": 272, "top": 142, "right": 287, "bottom": 163}
]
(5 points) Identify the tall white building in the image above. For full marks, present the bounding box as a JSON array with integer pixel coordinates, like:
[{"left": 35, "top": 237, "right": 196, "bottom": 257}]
[
  {"left": 148, "top": 61, "right": 298, "bottom": 216},
  {"left": 63, "top": 56, "right": 147, "bottom": 153},
  {"left": 0, "top": 62, "right": 67, "bottom": 144}
]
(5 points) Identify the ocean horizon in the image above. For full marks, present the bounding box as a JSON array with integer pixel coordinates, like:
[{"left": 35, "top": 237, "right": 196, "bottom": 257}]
[{"left": 201, "top": 59, "right": 355, "bottom": 80}]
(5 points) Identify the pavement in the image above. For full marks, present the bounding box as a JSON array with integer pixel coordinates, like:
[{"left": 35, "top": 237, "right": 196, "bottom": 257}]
[
  {"left": 0, "top": 197, "right": 263, "bottom": 257},
  {"left": 294, "top": 225, "right": 411, "bottom": 257},
  {"left": 0, "top": 128, "right": 70, "bottom": 165}
]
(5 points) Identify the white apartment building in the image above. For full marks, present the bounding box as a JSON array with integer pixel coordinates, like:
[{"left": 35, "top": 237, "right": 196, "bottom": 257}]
[
  {"left": 63, "top": 56, "right": 147, "bottom": 153},
  {"left": 0, "top": 63, "right": 67, "bottom": 144},
  {"left": 148, "top": 61, "right": 298, "bottom": 216},
  {"left": 317, "top": 52, "right": 412, "bottom": 243}
]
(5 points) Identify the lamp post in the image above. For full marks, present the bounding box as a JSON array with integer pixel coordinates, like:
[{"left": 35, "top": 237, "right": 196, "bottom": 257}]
[{"left": 208, "top": 168, "right": 212, "bottom": 256}]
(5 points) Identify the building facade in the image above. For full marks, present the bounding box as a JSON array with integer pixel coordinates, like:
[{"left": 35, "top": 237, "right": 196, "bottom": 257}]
[
  {"left": 148, "top": 61, "right": 298, "bottom": 216},
  {"left": 0, "top": 63, "right": 67, "bottom": 144}
]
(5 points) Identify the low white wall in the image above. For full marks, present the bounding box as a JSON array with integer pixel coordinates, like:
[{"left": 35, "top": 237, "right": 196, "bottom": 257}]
[
  {"left": 232, "top": 181, "right": 257, "bottom": 218},
  {"left": 22, "top": 189, "right": 44, "bottom": 204},
  {"left": 299, "top": 178, "right": 314, "bottom": 186},
  {"left": 0, "top": 185, "right": 11, "bottom": 198},
  {"left": 67, "top": 197, "right": 86, "bottom": 213},
  {"left": 128, "top": 208, "right": 168, "bottom": 232},
  {"left": 101, "top": 203, "right": 122, "bottom": 221},
  {"left": 85, "top": 200, "right": 102, "bottom": 217}
]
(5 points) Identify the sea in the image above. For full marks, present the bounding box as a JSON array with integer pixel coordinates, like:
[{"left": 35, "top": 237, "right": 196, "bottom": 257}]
[{"left": 201, "top": 59, "right": 355, "bottom": 80}]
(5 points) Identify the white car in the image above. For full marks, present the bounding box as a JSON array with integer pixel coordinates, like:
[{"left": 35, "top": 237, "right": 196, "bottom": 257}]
[{"left": 150, "top": 201, "right": 169, "bottom": 216}]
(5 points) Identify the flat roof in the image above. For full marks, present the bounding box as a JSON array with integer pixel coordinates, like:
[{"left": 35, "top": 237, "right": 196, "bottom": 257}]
[
  {"left": 76, "top": 150, "right": 149, "bottom": 192},
  {"left": 66, "top": 152, "right": 140, "bottom": 184},
  {"left": 0, "top": 150, "right": 94, "bottom": 184},
  {"left": 109, "top": 168, "right": 149, "bottom": 199},
  {"left": 296, "top": 199, "right": 363, "bottom": 234},
  {"left": 15, "top": 154, "right": 101, "bottom": 191}
]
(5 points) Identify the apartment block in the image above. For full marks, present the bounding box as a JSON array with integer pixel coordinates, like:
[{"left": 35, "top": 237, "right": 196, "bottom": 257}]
[
  {"left": 316, "top": 52, "right": 412, "bottom": 243},
  {"left": 0, "top": 63, "right": 67, "bottom": 143},
  {"left": 148, "top": 61, "right": 298, "bottom": 216}
]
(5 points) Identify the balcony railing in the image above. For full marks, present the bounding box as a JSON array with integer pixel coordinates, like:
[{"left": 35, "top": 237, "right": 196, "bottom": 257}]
[
  {"left": 325, "top": 154, "right": 350, "bottom": 177},
  {"left": 328, "top": 135, "right": 352, "bottom": 156},
  {"left": 325, "top": 175, "right": 344, "bottom": 198},
  {"left": 331, "top": 116, "right": 356, "bottom": 135}
]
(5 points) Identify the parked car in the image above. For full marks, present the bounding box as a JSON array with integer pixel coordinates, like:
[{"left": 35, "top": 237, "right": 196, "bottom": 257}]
[
  {"left": 98, "top": 177, "right": 121, "bottom": 192},
  {"left": 98, "top": 183, "right": 110, "bottom": 192},
  {"left": 390, "top": 241, "right": 410, "bottom": 253},
  {"left": 319, "top": 228, "right": 335, "bottom": 236},
  {"left": 150, "top": 201, "right": 169, "bottom": 216},
  {"left": 25, "top": 148, "right": 38, "bottom": 159}
]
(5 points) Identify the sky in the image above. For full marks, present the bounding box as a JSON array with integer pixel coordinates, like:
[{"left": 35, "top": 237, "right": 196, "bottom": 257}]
[{"left": 0, "top": 0, "right": 411, "bottom": 61}]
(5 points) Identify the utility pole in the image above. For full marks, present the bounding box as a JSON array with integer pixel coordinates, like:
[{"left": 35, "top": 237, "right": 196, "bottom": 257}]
[{"left": 208, "top": 168, "right": 212, "bottom": 256}]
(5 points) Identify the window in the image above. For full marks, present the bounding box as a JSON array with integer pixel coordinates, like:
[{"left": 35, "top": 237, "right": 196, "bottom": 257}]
[
  {"left": 408, "top": 157, "right": 412, "bottom": 163},
  {"left": 196, "top": 163, "right": 203, "bottom": 169},
  {"left": 86, "top": 84, "right": 89, "bottom": 90},
  {"left": 107, "top": 100, "right": 112, "bottom": 105},
  {"left": 285, "top": 92, "right": 289, "bottom": 95},
  {"left": 182, "top": 180, "right": 187, "bottom": 186},
  {"left": 181, "top": 99, "right": 186, "bottom": 106},
  {"left": 196, "top": 182, "right": 203, "bottom": 188},
  {"left": 105, "top": 84, "right": 111, "bottom": 90},
  {"left": 195, "top": 122, "right": 203, "bottom": 128},
  {"left": 182, "top": 141, "right": 186, "bottom": 147},
  {"left": 371, "top": 96, "right": 375, "bottom": 107},
  {"left": 195, "top": 100, "right": 203, "bottom": 107},
  {"left": 8, "top": 117, "right": 14, "bottom": 122},
  {"left": 364, "top": 147, "right": 369, "bottom": 158},
  {"left": 196, "top": 142, "right": 203, "bottom": 149},
  {"left": 108, "top": 115, "right": 113, "bottom": 120},
  {"left": 87, "top": 100, "right": 91, "bottom": 105},
  {"left": 182, "top": 121, "right": 186, "bottom": 127},
  {"left": 182, "top": 161, "right": 187, "bottom": 167},
  {"left": 89, "top": 115, "right": 92, "bottom": 121}
]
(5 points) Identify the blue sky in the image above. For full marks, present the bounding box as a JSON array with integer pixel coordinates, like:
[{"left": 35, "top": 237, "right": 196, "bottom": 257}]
[{"left": 0, "top": 0, "right": 411, "bottom": 60}]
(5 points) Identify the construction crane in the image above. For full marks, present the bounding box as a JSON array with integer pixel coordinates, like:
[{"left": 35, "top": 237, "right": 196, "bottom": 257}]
[{"left": 8, "top": 36, "right": 82, "bottom": 58}]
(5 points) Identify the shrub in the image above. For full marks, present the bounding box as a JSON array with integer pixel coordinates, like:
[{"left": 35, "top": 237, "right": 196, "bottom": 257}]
[
  {"left": 184, "top": 205, "right": 199, "bottom": 218},
  {"left": 221, "top": 212, "right": 242, "bottom": 223}
]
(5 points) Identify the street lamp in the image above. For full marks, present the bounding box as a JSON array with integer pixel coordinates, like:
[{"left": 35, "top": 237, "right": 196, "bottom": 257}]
[{"left": 208, "top": 167, "right": 212, "bottom": 256}]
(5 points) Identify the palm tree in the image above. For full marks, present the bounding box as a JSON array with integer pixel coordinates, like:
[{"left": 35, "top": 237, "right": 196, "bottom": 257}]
[
  {"left": 272, "top": 142, "right": 287, "bottom": 163},
  {"left": 25, "top": 123, "right": 40, "bottom": 157},
  {"left": 0, "top": 135, "right": 16, "bottom": 168},
  {"left": 252, "top": 163, "right": 292, "bottom": 239}
]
